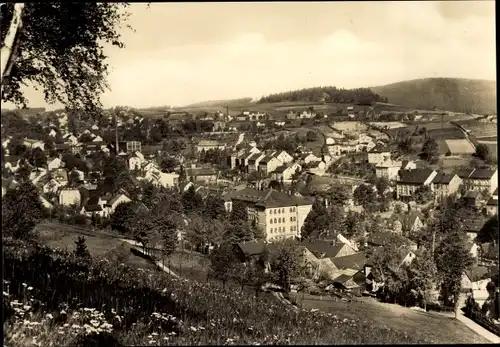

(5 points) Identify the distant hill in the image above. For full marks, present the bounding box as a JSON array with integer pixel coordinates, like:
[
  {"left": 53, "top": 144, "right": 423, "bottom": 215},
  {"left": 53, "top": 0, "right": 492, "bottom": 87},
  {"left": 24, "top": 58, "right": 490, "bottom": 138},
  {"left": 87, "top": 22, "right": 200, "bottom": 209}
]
[
  {"left": 258, "top": 87, "right": 386, "bottom": 105},
  {"left": 370, "top": 78, "right": 497, "bottom": 115},
  {"left": 183, "top": 98, "right": 253, "bottom": 108}
]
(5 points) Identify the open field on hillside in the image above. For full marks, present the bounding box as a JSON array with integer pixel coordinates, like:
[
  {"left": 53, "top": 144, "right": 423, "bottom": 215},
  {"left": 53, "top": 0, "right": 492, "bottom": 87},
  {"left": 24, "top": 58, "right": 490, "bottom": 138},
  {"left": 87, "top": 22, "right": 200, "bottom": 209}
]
[
  {"left": 286, "top": 126, "right": 325, "bottom": 152},
  {"left": 427, "top": 127, "right": 466, "bottom": 140},
  {"left": 457, "top": 121, "right": 497, "bottom": 139},
  {"left": 290, "top": 293, "right": 489, "bottom": 344},
  {"left": 37, "top": 221, "right": 158, "bottom": 270}
]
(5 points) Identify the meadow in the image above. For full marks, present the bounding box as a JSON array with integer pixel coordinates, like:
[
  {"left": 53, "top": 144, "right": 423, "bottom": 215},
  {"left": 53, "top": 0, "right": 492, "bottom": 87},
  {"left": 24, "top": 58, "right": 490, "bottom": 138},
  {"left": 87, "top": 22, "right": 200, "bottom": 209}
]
[{"left": 3, "top": 237, "right": 449, "bottom": 346}]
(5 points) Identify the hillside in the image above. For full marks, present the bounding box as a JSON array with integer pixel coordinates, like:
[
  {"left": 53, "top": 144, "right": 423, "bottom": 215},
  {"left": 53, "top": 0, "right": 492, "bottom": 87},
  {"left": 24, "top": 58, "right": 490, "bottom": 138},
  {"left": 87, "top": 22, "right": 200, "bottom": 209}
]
[
  {"left": 183, "top": 98, "right": 253, "bottom": 108},
  {"left": 371, "top": 78, "right": 497, "bottom": 115}
]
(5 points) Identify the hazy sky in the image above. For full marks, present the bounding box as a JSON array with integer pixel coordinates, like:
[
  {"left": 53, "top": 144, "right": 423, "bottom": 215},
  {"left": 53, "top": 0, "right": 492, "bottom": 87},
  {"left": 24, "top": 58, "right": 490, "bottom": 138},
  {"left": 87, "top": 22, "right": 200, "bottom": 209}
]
[{"left": 6, "top": 1, "right": 496, "bottom": 109}]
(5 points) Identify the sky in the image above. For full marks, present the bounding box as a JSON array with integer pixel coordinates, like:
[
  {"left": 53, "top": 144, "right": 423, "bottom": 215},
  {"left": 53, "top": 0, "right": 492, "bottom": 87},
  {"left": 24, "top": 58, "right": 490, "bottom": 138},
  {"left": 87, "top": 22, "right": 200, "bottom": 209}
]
[{"left": 5, "top": 1, "right": 497, "bottom": 110}]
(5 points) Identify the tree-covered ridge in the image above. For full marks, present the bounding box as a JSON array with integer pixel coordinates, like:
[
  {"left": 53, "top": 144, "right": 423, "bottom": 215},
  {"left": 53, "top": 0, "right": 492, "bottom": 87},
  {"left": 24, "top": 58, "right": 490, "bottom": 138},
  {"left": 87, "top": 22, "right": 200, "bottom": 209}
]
[{"left": 258, "top": 86, "right": 388, "bottom": 105}]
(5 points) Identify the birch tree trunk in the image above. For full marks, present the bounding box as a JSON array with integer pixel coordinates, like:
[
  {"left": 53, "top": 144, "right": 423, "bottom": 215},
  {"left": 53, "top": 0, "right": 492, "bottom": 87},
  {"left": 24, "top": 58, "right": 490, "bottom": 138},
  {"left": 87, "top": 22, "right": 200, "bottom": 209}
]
[{"left": 1, "top": 3, "right": 25, "bottom": 86}]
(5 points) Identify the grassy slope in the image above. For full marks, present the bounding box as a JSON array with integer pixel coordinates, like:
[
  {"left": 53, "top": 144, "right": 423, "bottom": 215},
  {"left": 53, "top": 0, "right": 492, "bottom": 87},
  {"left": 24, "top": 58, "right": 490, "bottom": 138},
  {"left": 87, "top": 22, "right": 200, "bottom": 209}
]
[
  {"left": 371, "top": 78, "right": 497, "bottom": 114},
  {"left": 291, "top": 293, "right": 489, "bottom": 344},
  {"left": 28, "top": 222, "right": 490, "bottom": 344}
]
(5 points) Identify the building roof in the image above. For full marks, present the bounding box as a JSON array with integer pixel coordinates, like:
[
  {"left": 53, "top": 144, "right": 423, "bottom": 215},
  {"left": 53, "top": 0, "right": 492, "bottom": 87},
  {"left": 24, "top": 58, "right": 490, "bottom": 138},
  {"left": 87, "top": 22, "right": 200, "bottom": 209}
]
[
  {"left": 185, "top": 167, "right": 217, "bottom": 177},
  {"left": 197, "top": 140, "right": 221, "bottom": 147},
  {"left": 107, "top": 193, "right": 129, "bottom": 206},
  {"left": 464, "top": 190, "right": 482, "bottom": 199},
  {"left": 259, "top": 154, "right": 276, "bottom": 164},
  {"left": 369, "top": 144, "right": 390, "bottom": 153},
  {"left": 432, "top": 172, "right": 456, "bottom": 185},
  {"left": 465, "top": 265, "right": 492, "bottom": 282},
  {"left": 397, "top": 168, "right": 435, "bottom": 185},
  {"left": 458, "top": 168, "right": 497, "bottom": 180},
  {"left": 301, "top": 240, "right": 337, "bottom": 258},
  {"left": 486, "top": 198, "right": 497, "bottom": 206},
  {"left": 480, "top": 243, "right": 499, "bottom": 260},
  {"left": 273, "top": 165, "right": 287, "bottom": 174},
  {"left": 443, "top": 139, "right": 475, "bottom": 155},
  {"left": 376, "top": 159, "right": 402, "bottom": 168},
  {"left": 235, "top": 240, "right": 266, "bottom": 257},
  {"left": 330, "top": 252, "right": 368, "bottom": 271},
  {"left": 228, "top": 187, "right": 312, "bottom": 208},
  {"left": 247, "top": 152, "right": 263, "bottom": 163},
  {"left": 493, "top": 187, "right": 498, "bottom": 196}
]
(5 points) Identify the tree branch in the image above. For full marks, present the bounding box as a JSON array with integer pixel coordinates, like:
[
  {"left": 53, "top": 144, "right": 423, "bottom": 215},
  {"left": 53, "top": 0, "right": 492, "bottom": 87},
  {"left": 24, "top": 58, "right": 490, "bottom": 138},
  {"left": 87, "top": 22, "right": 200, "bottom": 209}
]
[{"left": 1, "top": 3, "right": 25, "bottom": 85}]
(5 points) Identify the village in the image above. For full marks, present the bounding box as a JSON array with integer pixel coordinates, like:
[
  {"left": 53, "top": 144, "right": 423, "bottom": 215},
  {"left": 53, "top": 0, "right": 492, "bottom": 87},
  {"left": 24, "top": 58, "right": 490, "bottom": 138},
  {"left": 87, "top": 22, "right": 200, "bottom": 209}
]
[{"left": 1, "top": 104, "right": 498, "bottom": 323}]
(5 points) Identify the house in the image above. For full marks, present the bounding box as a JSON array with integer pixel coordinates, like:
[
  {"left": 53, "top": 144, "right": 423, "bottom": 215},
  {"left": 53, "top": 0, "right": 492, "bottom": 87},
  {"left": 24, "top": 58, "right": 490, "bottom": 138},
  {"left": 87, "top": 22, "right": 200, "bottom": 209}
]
[
  {"left": 466, "top": 241, "right": 480, "bottom": 259},
  {"left": 299, "top": 110, "right": 316, "bottom": 119},
  {"left": 330, "top": 252, "right": 370, "bottom": 293},
  {"left": 303, "top": 153, "right": 322, "bottom": 164},
  {"left": 275, "top": 150, "right": 294, "bottom": 165},
  {"left": 458, "top": 169, "right": 498, "bottom": 194},
  {"left": 54, "top": 143, "right": 71, "bottom": 153},
  {"left": 366, "top": 232, "right": 417, "bottom": 251},
  {"left": 23, "top": 139, "right": 45, "bottom": 151},
  {"left": 49, "top": 129, "right": 57, "bottom": 137},
  {"left": 367, "top": 145, "right": 391, "bottom": 164},
  {"left": 297, "top": 246, "right": 338, "bottom": 280},
  {"left": 105, "top": 192, "right": 131, "bottom": 215},
  {"left": 396, "top": 168, "right": 437, "bottom": 200},
  {"left": 58, "top": 188, "right": 82, "bottom": 207},
  {"left": 185, "top": 166, "right": 218, "bottom": 183},
  {"left": 80, "top": 195, "right": 106, "bottom": 218},
  {"left": 3, "top": 156, "right": 22, "bottom": 172},
  {"left": 128, "top": 153, "right": 143, "bottom": 171},
  {"left": 258, "top": 154, "right": 283, "bottom": 175},
  {"left": 301, "top": 239, "right": 357, "bottom": 259},
  {"left": 431, "top": 172, "right": 462, "bottom": 202},
  {"left": 493, "top": 187, "right": 498, "bottom": 200},
  {"left": 461, "top": 265, "right": 494, "bottom": 306},
  {"left": 478, "top": 243, "right": 499, "bottom": 265},
  {"left": 47, "top": 157, "right": 62, "bottom": 171},
  {"left": 223, "top": 188, "right": 313, "bottom": 242},
  {"left": 196, "top": 140, "right": 225, "bottom": 152},
  {"left": 464, "top": 217, "right": 488, "bottom": 242},
  {"left": 484, "top": 198, "right": 497, "bottom": 216},
  {"left": 462, "top": 190, "right": 483, "bottom": 208},
  {"left": 247, "top": 152, "right": 266, "bottom": 173},
  {"left": 286, "top": 111, "right": 298, "bottom": 120},
  {"left": 158, "top": 172, "right": 180, "bottom": 188},
  {"left": 63, "top": 134, "right": 79, "bottom": 145},
  {"left": 92, "top": 135, "right": 103, "bottom": 143},
  {"left": 401, "top": 160, "right": 416, "bottom": 170},
  {"left": 1, "top": 177, "right": 19, "bottom": 197},
  {"left": 375, "top": 159, "right": 402, "bottom": 181},
  {"left": 42, "top": 178, "right": 63, "bottom": 194},
  {"left": 399, "top": 210, "right": 425, "bottom": 236},
  {"left": 53, "top": 168, "right": 69, "bottom": 186},
  {"left": 272, "top": 163, "right": 302, "bottom": 181},
  {"left": 233, "top": 240, "right": 266, "bottom": 263}
]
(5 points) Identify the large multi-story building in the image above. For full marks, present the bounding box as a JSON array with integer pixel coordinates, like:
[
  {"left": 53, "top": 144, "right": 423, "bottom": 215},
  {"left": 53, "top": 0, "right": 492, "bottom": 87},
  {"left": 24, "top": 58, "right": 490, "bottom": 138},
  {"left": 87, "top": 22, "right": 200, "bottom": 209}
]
[
  {"left": 458, "top": 169, "right": 498, "bottom": 194},
  {"left": 223, "top": 188, "right": 313, "bottom": 242},
  {"left": 396, "top": 168, "right": 437, "bottom": 200}
]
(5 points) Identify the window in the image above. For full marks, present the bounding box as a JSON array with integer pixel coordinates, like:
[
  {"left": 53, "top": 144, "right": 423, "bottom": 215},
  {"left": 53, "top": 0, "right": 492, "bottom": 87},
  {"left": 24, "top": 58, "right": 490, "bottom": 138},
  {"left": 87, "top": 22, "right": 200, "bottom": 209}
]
[
  {"left": 290, "top": 217, "right": 293, "bottom": 222},
  {"left": 278, "top": 209, "right": 281, "bottom": 214},
  {"left": 274, "top": 218, "right": 277, "bottom": 223},
  {"left": 270, "top": 219, "right": 273, "bottom": 224},
  {"left": 289, "top": 207, "right": 293, "bottom": 213},
  {"left": 282, "top": 208, "right": 285, "bottom": 213}
]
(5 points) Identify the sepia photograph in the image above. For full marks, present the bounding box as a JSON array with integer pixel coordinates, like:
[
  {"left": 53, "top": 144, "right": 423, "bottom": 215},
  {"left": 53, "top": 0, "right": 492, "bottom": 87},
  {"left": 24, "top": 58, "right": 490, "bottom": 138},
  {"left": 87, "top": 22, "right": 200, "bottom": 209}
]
[{"left": 1, "top": 1, "right": 499, "bottom": 345}]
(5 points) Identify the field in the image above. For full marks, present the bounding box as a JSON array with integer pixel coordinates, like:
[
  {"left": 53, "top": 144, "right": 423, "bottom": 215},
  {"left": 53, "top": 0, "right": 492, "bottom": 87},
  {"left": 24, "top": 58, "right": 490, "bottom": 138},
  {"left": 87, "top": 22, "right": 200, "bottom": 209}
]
[
  {"left": 37, "top": 221, "right": 158, "bottom": 270},
  {"left": 286, "top": 126, "right": 325, "bottom": 152},
  {"left": 290, "top": 293, "right": 489, "bottom": 344},
  {"left": 427, "top": 127, "right": 466, "bottom": 140}
]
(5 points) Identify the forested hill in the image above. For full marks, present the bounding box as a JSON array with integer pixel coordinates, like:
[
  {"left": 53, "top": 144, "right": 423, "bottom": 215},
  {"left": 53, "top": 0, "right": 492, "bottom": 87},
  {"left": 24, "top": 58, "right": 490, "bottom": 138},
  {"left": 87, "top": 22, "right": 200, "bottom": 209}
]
[
  {"left": 371, "top": 78, "right": 497, "bottom": 114},
  {"left": 257, "top": 87, "right": 388, "bottom": 105}
]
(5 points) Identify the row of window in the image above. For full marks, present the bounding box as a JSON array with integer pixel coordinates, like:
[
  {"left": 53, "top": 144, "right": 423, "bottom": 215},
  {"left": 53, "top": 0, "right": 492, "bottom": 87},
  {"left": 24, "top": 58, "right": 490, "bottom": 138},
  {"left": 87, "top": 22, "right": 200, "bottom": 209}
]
[
  {"left": 269, "top": 207, "right": 296, "bottom": 214},
  {"left": 269, "top": 216, "right": 297, "bottom": 224},
  {"left": 269, "top": 225, "right": 298, "bottom": 234}
]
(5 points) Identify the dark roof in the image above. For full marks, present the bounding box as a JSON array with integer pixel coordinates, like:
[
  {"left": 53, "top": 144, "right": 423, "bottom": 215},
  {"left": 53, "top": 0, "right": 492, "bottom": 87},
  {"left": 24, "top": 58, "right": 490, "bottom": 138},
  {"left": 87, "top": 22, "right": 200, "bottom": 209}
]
[
  {"left": 247, "top": 152, "right": 263, "bottom": 163},
  {"left": 55, "top": 143, "right": 71, "bottom": 150},
  {"left": 432, "top": 172, "right": 456, "bottom": 185},
  {"left": 480, "top": 243, "right": 499, "bottom": 260},
  {"left": 463, "top": 217, "right": 487, "bottom": 232},
  {"left": 301, "top": 240, "right": 337, "bottom": 258},
  {"left": 398, "top": 168, "right": 435, "bottom": 185},
  {"left": 493, "top": 188, "right": 498, "bottom": 196},
  {"left": 259, "top": 154, "right": 275, "bottom": 164},
  {"left": 458, "top": 168, "right": 497, "bottom": 180},
  {"left": 273, "top": 165, "right": 287, "bottom": 173},
  {"left": 185, "top": 167, "right": 217, "bottom": 177},
  {"left": 486, "top": 198, "right": 497, "bottom": 206},
  {"left": 465, "top": 265, "right": 492, "bottom": 282},
  {"left": 367, "top": 231, "right": 408, "bottom": 247},
  {"left": 369, "top": 145, "right": 390, "bottom": 153},
  {"left": 3, "top": 155, "right": 21, "bottom": 164},
  {"left": 227, "top": 187, "right": 312, "bottom": 208},
  {"left": 333, "top": 274, "right": 353, "bottom": 285},
  {"left": 235, "top": 240, "right": 266, "bottom": 257},
  {"left": 330, "top": 252, "right": 368, "bottom": 271}
]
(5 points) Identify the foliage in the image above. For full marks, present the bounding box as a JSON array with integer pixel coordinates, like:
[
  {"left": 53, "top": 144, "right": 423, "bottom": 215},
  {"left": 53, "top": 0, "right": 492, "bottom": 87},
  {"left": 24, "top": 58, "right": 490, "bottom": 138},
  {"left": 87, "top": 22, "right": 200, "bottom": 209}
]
[
  {"left": 434, "top": 231, "right": 473, "bottom": 306},
  {"left": 1, "top": 3, "right": 132, "bottom": 115},
  {"left": 474, "top": 144, "right": 491, "bottom": 162},
  {"left": 229, "top": 200, "right": 248, "bottom": 223},
  {"left": 397, "top": 137, "right": 414, "bottom": 154},
  {"left": 2, "top": 181, "right": 44, "bottom": 240},
  {"left": 301, "top": 199, "right": 332, "bottom": 239},
  {"left": 110, "top": 201, "right": 136, "bottom": 233},
  {"left": 209, "top": 243, "right": 240, "bottom": 287},
  {"left": 407, "top": 248, "right": 437, "bottom": 310},
  {"left": 414, "top": 185, "right": 433, "bottom": 204},
  {"left": 74, "top": 236, "right": 91, "bottom": 260},
  {"left": 353, "top": 184, "right": 378, "bottom": 212},
  {"left": 268, "top": 241, "right": 302, "bottom": 292},
  {"left": 420, "top": 137, "right": 439, "bottom": 164},
  {"left": 159, "top": 155, "right": 179, "bottom": 173},
  {"left": 202, "top": 195, "right": 226, "bottom": 220},
  {"left": 181, "top": 185, "right": 204, "bottom": 213},
  {"left": 258, "top": 86, "right": 386, "bottom": 105},
  {"left": 476, "top": 216, "right": 499, "bottom": 244},
  {"left": 306, "top": 131, "right": 318, "bottom": 142}
]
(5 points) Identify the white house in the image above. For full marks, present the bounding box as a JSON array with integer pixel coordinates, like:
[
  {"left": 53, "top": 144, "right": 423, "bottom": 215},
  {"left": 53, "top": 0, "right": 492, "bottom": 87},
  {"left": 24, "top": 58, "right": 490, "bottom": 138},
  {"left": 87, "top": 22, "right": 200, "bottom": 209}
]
[
  {"left": 105, "top": 193, "right": 131, "bottom": 215},
  {"left": 368, "top": 146, "right": 391, "bottom": 165},
  {"left": 375, "top": 160, "right": 402, "bottom": 181},
  {"left": 304, "top": 153, "right": 322, "bottom": 164},
  {"left": 49, "top": 129, "right": 57, "bottom": 137},
  {"left": 92, "top": 135, "right": 103, "bottom": 142},
  {"left": 58, "top": 188, "right": 81, "bottom": 207},
  {"left": 275, "top": 150, "right": 294, "bottom": 164},
  {"left": 159, "top": 172, "right": 180, "bottom": 188},
  {"left": 23, "top": 139, "right": 45, "bottom": 151},
  {"left": 43, "top": 179, "right": 63, "bottom": 194},
  {"left": 63, "top": 134, "right": 79, "bottom": 145},
  {"left": 282, "top": 163, "right": 302, "bottom": 181},
  {"left": 47, "top": 157, "right": 62, "bottom": 171},
  {"left": 128, "top": 155, "right": 142, "bottom": 171}
]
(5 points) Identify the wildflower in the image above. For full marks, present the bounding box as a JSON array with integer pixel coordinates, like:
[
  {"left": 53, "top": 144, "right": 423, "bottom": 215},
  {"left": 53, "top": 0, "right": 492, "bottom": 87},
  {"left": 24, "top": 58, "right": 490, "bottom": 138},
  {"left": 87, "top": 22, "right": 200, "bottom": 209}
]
[
  {"left": 149, "top": 341, "right": 156, "bottom": 344},
  {"left": 61, "top": 310, "right": 67, "bottom": 315},
  {"left": 27, "top": 286, "right": 33, "bottom": 291},
  {"left": 23, "top": 305, "right": 31, "bottom": 311},
  {"left": 3, "top": 291, "right": 9, "bottom": 296},
  {"left": 46, "top": 313, "right": 54, "bottom": 319},
  {"left": 22, "top": 283, "right": 27, "bottom": 287},
  {"left": 190, "top": 326, "right": 198, "bottom": 332},
  {"left": 72, "top": 324, "right": 81, "bottom": 329}
]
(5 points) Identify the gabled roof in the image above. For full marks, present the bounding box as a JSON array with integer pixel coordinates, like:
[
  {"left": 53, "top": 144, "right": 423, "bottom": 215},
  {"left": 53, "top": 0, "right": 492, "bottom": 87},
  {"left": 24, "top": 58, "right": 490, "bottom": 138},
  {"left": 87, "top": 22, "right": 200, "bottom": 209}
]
[
  {"left": 486, "top": 198, "right": 497, "bottom": 206},
  {"left": 185, "top": 167, "right": 217, "bottom": 177},
  {"left": 259, "top": 154, "right": 277, "bottom": 164},
  {"left": 247, "top": 152, "right": 263, "bottom": 163},
  {"left": 301, "top": 239, "right": 337, "bottom": 258},
  {"left": 493, "top": 187, "right": 498, "bottom": 196},
  {"left": 330, "top": 252, "right": 368, "bottom": 271},
  {"left": 432, "top": 172, "right": 456, "bottom": 185},
  {"left": 107, "top": 192, "right": 129, "bottom": 206},
  {"left": 197, "top": 140, "right": 221, "bottom": 146},
  {"left": 458, "top": 168, "right": 497, "bottom": 180},
  {"left": 235, "top": 240, "right": 266, "bottom": 257},
  {"left": 369, "top": 144, "right": 390, "bottom": 153},
  {"left": 465, "top": 265, "right": 492, "bottom": 282},
  {"left": 398, "top": 168, "right": 435, "bottom": 185}
]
